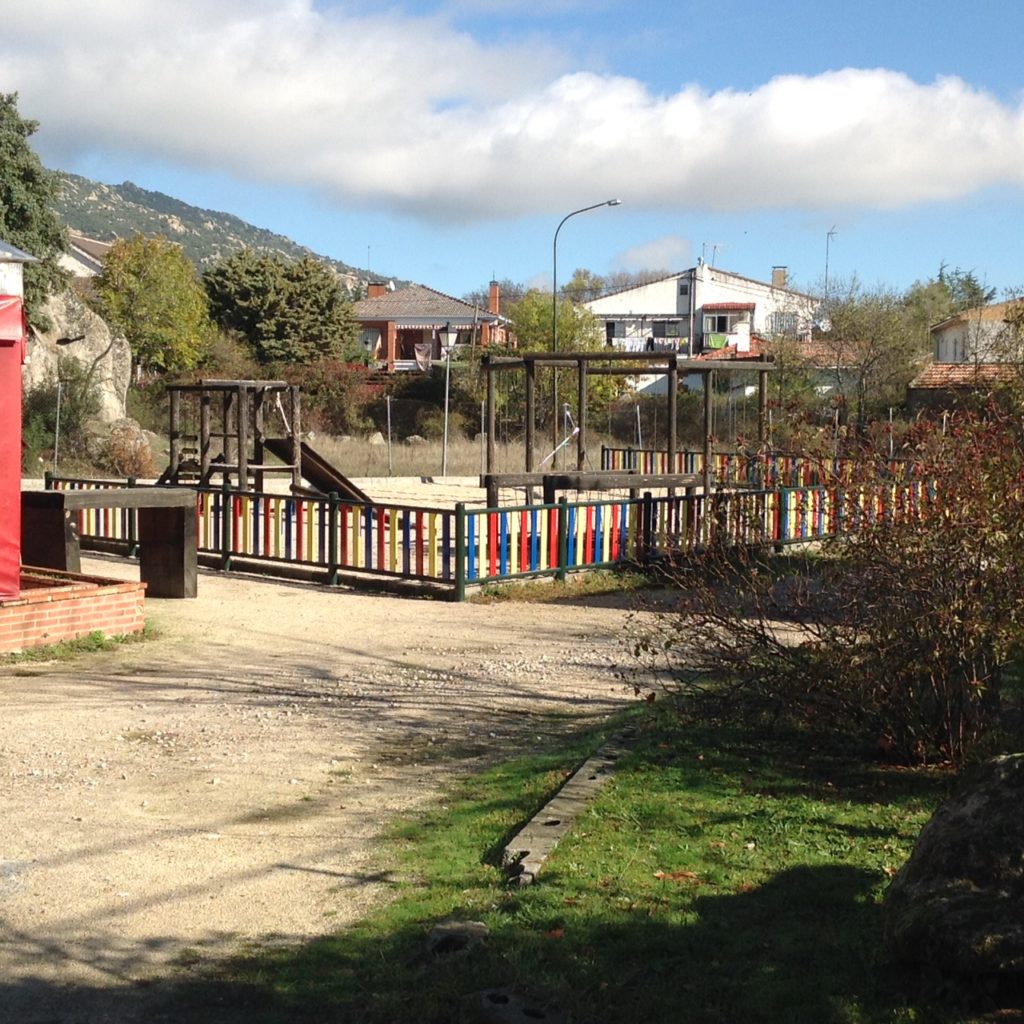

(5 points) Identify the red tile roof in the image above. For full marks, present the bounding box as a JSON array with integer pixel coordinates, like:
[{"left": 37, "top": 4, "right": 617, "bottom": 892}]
[
  {"left": 908, "top": 362, "right": 1019, "bottom": 389},
  {"left": 354, "top": 283, "right": 501, "bottom": 323}
]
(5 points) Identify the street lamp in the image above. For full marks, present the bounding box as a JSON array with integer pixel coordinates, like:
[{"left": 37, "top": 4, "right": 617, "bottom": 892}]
[
  {"left": 440, "top": 323, "right": 458, "bottom": 477},
  {"left": 550, "top": 198, "right": 621, "bottom": 456},
  {"left": 552, "top": 199, "right": 621, "bottom": 354}
]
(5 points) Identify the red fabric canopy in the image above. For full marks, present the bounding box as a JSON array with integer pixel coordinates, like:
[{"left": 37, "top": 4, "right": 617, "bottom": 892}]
[{"left": 0, "top": 294, "right": 26, "bottom": 599}]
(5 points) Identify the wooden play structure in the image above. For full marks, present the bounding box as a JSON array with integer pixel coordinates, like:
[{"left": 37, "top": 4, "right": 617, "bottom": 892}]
[
  {"left": 160, "top": 379, "right": 370, "bottom": 502},
  {"left": 479, "top": 350, "right": 774, "bottom": 503}
]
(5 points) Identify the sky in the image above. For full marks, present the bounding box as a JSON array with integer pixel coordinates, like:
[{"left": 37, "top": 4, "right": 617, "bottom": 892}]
[{"left": 4, "top": 0, "right": 1024, "bottom": 301}]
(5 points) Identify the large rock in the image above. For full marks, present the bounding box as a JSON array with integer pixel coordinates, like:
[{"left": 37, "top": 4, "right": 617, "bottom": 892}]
[
  {"left": 884, "top": 753, "right": 1024, "bottom": 975},
  {"left": 23, "top": 291, "right": 131, "bottom": 422}
]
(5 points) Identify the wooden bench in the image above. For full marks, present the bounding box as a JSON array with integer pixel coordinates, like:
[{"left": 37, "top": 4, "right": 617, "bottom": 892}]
[{"left": 21, "top": 488, "right": 198, "bottom": 599}]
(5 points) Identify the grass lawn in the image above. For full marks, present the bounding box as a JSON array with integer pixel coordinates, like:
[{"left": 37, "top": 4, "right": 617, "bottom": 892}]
[{"left": 164, "top": 705, "right": 982, "bottom": 1024}]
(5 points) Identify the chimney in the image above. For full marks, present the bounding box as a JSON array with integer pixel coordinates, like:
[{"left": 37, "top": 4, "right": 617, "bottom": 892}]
[
  {"left": 367, "top": 281, "right": 387, "bottom": 298},
  {"left": 771, "top": 266, "right": 788, "bottom": 289},
  {"left": 488, "top": 280, "right": 500, "bottom": 315}
]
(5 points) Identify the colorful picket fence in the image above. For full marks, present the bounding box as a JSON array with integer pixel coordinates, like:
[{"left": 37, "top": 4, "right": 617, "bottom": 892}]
[
  {"left": 47, "top": 474, "right": 935, "bottom": 600},
  {"left": 194, "top": 489, "right": 456, "bottom": 582},
  {"left": 600, "top": 446, "right": 918, "bottom": 488}
]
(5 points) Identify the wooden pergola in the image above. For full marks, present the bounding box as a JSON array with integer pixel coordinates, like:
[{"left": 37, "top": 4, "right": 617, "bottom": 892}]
[{"left": 481, "top": 350, "right": 774, "bottom": 498}]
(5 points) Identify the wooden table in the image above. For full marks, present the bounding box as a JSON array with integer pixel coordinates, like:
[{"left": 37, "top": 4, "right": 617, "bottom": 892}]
[{"left": 21, "top": 487, "right": 198, "bottom": 598}]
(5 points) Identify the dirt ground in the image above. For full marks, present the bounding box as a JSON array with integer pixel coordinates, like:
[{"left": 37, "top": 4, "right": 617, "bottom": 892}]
[{"left": 0, "top": 531, "right": 651, "bottom": 1021}]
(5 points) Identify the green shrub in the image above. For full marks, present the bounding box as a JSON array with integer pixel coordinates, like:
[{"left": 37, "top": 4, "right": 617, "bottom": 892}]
[{"left": 22, "top": 356, "right": 101, "bottom": 469}]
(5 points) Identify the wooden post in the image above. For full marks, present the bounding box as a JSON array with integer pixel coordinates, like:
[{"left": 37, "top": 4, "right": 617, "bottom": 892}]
[
  {"left": 576, "top": 357, "right": 587, "bottom": 471},
  {"left": 525, "top": 360, "right": 536, "bottom": 472},
  {"left": 138, "top": 504, "right": 198, "bottom": 599},
  {"left": 253, "top": 386, "right": 266, "bottom": 493},
  {"left": 237, "top": 383, "right": 250, "bottom": 490},
  {"left": 485, "top": 357, "right": 496, "bottom": 474},
  {"left": 221, "top": 390, "right": 232, "bottom": 484},
  {"left": 290, "top": 385, "right": 302, "bottom": 491},
  {"left": 667, "top": 352, "right": 678, "bottom": 475},
  {"left": 703, "top": 370, "right": 713, "bottom": 543},
  {"left": 168, "top": 388, "right": 181, "bottom": 480},
  {"left": 199, "top": 391, "right": 211, "bottom": 483}
]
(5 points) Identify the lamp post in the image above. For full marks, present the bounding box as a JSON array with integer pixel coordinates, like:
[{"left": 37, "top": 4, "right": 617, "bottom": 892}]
[
  {"left": 552, "top": 199, "right": 622, "bottom": 353},
  {"left": 550, "top": 198, "right": 621, "bottom": 456}
]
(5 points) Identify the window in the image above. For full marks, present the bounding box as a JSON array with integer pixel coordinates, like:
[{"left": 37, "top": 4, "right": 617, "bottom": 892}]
[
  {"left": 652, "top": 320, "right": 683, "bottom": 338},
  {"left": 679, "top": 281, "right": 689, "bottom": 296}
]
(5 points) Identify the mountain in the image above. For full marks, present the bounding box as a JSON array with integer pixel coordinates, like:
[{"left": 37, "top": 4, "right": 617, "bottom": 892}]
[{"left": 52, "top": 172, "right": 386, "bottom": 297}]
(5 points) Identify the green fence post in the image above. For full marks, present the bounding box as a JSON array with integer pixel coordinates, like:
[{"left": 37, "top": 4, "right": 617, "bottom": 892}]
[
  {"left": 556, "top": 497, "right": 569, "bottom": 582},
  {"left": 454, "top": 503, "right": 467, "bottom": 601},
  {"left": 327, "top": 491, "right": 340, "bottom": 586},
  {"left": 126, "top": 476, "right": 139, "bottom": 557},
  {"left": 221, "top": 479, "right": 233, "bottom": 571}
]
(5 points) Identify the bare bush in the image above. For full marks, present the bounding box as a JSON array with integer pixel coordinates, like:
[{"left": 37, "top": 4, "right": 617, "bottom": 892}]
[{"left": 630, "top": 406, "right": 1024, "bottom": 767}]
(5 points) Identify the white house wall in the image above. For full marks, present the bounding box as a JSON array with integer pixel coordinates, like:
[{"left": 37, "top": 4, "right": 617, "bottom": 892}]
[
  {"left": 934, "top": 321, "right": 1006, "bottom": 362},
  {"left": 585, "top": 266, "right": 816, "bottom": 352},
  {"left": 0, "top": 263, "right": 24, "bottom": 297},
  {"left": 586, "top": 276, "right": 690, "bottom": 317}
]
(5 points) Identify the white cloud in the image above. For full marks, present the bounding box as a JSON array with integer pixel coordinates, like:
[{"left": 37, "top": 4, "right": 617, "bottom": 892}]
[
  {"left": 4, "top": 2, "right": 1024, "bottom": 223},
  {"left": 612, "top": 235, "right": 692, "bottom": 272}
]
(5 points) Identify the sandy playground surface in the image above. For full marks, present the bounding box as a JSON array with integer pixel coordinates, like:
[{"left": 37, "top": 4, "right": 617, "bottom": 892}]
[{"left": 0, "top": 481, "right": 653, "bottom": 1021}]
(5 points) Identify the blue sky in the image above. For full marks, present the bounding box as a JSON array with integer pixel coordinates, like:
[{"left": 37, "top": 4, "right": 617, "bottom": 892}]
[{"left": 4, "top": 0, "right": 1024, "bottom": 300}]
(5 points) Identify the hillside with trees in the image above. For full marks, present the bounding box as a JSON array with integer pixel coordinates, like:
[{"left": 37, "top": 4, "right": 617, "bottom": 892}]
[{"left": 52, "top": 172, "right": 397, "bottom": 298}]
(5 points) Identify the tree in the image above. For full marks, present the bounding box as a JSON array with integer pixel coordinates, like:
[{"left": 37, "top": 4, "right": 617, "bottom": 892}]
[
  {"left": 203, "top": 249, "right": 358, "bottom": 364},
  {"left": 562, "top": 267, "right": 606, "bottom": 304},
  {"left": 462, "top": 278, "right": 528, "bottom": 309},
  {"left": 503, "top": 289, "right": 624, "bottom": 435},
  {"left": 0, "top": 93, "right": 68, "bottom": 327},
  {"left": 904, "top": 263, "right": 998, "bottom": 339},
  {"left": 93, "top": 234, "right": 211, "bottom": 376},
  {"left": 815, "top": 279, "right": 927, "bottom": 435}
]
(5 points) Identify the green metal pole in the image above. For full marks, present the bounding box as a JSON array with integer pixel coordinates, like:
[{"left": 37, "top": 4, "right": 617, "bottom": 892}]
[
  {"left": 556, "top": 496, "right": 569, "bottom": 582},
  {"left": 454, "top": 502, "right": 467, "bottom": 602}
]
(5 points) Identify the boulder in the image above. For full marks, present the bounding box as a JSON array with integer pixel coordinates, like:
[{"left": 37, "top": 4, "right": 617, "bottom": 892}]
[
  {"left": 884, "top": 753, "right": 1024, "bottom": 975},
  {"left": 24, "top": 291, "right": 131, "bottom": 423}
]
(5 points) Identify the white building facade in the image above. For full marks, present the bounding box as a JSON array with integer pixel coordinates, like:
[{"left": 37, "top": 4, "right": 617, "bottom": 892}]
[
  {"left": 930, "top": 301, "right": 1024, "bottom": 363},
  {"left": 584, "top": 263, "right": 818, "bottom": 356}
]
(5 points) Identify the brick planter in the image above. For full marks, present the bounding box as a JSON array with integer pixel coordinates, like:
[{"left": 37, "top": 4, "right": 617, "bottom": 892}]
[{"left": 0, "top": 568, "right": 146, "bottom": 654}]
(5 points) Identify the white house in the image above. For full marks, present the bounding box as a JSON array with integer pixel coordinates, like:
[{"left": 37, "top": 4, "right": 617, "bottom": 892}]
[
  {"left": 584, "top": 262, "right": 818, "bottom": 357},
  {"left": 929, "top": 300, "right": 1024, "bottom": 364},
  {"left": 58, "top": 233, "right": 113, "bottom": 279}
]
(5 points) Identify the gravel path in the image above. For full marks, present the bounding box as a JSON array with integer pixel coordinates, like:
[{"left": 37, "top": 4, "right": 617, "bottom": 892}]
[{"left": 0, "top": 554, "right": 644, "bottom": 1021}]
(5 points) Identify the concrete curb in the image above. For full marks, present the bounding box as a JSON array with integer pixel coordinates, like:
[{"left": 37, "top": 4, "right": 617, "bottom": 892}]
[{"left": 501, "top": 732, "right": 632, "bottom": 885}]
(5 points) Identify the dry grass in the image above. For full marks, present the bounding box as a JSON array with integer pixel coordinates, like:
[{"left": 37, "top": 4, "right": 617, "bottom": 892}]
[{"left": 308, "top": 433, "right": 621, "bottom": 479}]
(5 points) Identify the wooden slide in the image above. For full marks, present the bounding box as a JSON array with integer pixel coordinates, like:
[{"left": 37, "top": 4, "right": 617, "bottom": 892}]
[{"left": 263, "top": 438, "right": 372, "bottom": 504}]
